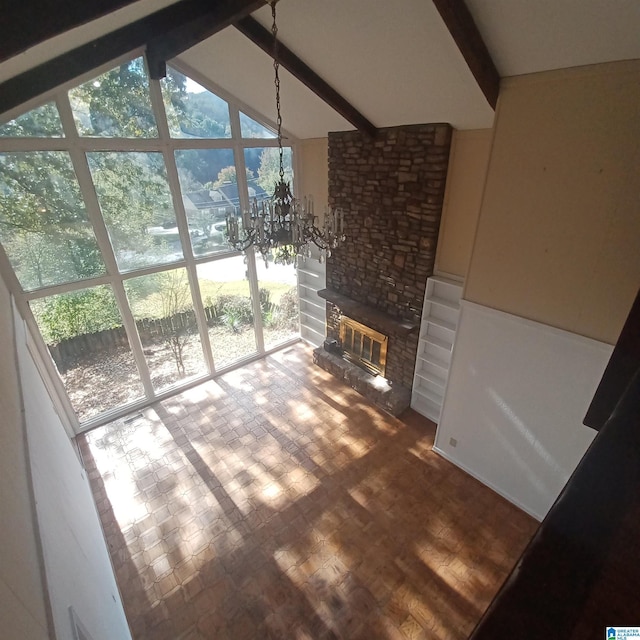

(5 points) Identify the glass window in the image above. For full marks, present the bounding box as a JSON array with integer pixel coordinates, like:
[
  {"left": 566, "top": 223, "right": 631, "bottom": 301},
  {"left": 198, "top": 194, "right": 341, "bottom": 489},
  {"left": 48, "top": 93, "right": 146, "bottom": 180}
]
[
  {"left": 0, "top": 56, "right": 301, "bottom": 426},
  {"left": 30, "top": 286, "right": 144, "bottom": 421},
  {"left": 196, "top": 257, "right": 256, "bottom": 370},
  {"left": 255, "top": 250, "right": 299, "bottom": 350},
  {"left": 174, "top": 148, "right": 237, "bottom": 258},
  {"left": 161, "top": 67, "right": 231, "bottom": 139},
  {"left": 124, "top": 268, "right": 207, "bottom": 390},
  {"left": 0, "top": 151, "right": 105, "bottom": 291},
  {"left": 69, "top": 57, "right": 157, "bottom": 138},
  {"left": 0, "top": 102, "right": 64, "bottom": 137},
  {"left": 244, "top": 146, "right": 293, "bottom": 204},
  {"left": 87, "top": 152, "right": 183, "bottom": 271},
  {"left": 239, "top": 112, "right": 276, "bottom": 139}
]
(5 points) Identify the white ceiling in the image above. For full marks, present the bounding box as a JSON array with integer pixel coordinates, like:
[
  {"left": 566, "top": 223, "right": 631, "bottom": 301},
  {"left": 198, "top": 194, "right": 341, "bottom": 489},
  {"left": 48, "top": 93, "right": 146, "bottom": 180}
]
[
  {"left": 180, "top": 0, "right": 496, "bottom": 138},
  {"left": 466, "top": 0, "right": 640, "bottom": 77},
  {"left": 2, "top": 0, "right": 640, "bottom": 138},
  {"left": 180, "top": 0, "right": 640, "bottom": 139}
]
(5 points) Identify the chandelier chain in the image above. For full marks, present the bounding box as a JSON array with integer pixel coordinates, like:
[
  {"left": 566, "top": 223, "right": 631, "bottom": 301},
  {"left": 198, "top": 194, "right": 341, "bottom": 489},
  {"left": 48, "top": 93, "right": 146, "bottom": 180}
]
[
  {"left": 225, "top": 0, "right": 345, "bottom": 265},
  {"left": 271, "top": 1, "right": 285, "bottom": 182}
]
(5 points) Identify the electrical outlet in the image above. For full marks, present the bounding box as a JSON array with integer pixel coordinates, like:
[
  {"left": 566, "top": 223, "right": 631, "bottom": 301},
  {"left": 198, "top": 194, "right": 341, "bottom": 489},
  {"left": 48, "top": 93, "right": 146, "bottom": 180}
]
[{"left": 449, "top": 437, "right": 458, "bottom": 448}]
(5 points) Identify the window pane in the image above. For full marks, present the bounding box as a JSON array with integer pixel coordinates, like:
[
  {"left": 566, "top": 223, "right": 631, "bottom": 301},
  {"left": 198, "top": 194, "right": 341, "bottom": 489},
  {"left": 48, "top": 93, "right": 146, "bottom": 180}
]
[
  {"left": 175, "top": 149, "right": 237, "bottom": 258},
  {"left": 239, "top": 112, "right": 276, "bottom": 139},
  {"left": 372, "top": 341, "right": 381, "bottom": 366},
  {"left": 362, "top": 336, "right": 372, "bottom": 361},
  {"left": 244, "top": 146, "right": 293, "bottom": 204},
  {"left": 255, "top": 250, "right": 299, "bottom": 350},
  {"left": 69, "top": 57, "right": 157, "bottom": 137},
  {"left": 197, "top": 257, "right": 256, "bottom": 369},
  {"left": 87, "top": 152, "right": 183, "bottom": 271},
  {"left": 345, "top": 326, "right": 353, "bottom": 350},
  {"left": 30, "top": 286, "right": 144, "bottom": 422},
  {"left": 0, "top": 102, "right": 64, "bottom": 137},
  {"left": 161, "top": 67, "right": 231, "bottom": 139},
  {"left": 124, "top": 269, "right": 207, "bottom": 391},
  {"left": 353, "top": 331, "right": 363, "bottom": 356},
  {"left": 0, "top": 151, "right": 105, "bottom": 291}
]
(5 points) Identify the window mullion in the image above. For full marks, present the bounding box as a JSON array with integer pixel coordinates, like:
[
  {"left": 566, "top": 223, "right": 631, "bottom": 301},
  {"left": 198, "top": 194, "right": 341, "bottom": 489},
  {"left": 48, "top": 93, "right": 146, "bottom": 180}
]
[
  {"left": 0, "top": 241, "right": 80, "bottom": 434},
  {"left": 230, "top": 106, "right": 265, "bottom": 354},
  {"left": 147, "top": 74, "right": 216, "bottom": 375},
  {"left": 56, "top": 92, "right": 155, "bottom": 400},
  {"left": 56, "top": 93, "right": 118, "bottom": 276}
]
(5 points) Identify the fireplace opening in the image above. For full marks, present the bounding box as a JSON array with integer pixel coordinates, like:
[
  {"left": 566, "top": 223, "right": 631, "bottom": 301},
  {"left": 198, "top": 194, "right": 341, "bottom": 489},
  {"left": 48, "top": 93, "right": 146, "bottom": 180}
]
[{"left": 339, "top": 317, "right": 388, "bottom": 377}]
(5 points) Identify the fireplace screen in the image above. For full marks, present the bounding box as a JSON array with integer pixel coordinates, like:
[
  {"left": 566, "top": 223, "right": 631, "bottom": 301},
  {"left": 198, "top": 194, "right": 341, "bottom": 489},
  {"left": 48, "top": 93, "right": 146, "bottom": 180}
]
[{"left": 339, "top": 317, "right": 388, "bottom": 376}]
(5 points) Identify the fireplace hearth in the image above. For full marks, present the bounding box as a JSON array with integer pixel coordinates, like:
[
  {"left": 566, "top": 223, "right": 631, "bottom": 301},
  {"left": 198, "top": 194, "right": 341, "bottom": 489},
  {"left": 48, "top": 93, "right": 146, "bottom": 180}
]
[{"left": 313, "top": 343, "right": 411, "bottom": 416}]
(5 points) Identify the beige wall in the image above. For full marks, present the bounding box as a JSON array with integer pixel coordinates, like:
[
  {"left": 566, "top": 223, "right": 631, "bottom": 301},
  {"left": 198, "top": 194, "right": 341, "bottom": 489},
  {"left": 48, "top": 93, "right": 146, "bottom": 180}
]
[
  {"left": 465, "top": 60, "right": 640, "bottom": 344},
  {"left": 435, "top": 129, "right": 493, "bottom": 279},
  {"left": 0, "top": 279, "right": 50, "bottom": 639},
  {"left": 298, "top": 137, "right": 329, "bottom": 214}
]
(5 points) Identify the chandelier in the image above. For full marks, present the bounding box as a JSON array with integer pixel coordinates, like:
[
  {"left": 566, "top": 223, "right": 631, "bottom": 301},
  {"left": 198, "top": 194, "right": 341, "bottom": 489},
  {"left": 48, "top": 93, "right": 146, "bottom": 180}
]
[{"left": 226, "top": 0, "right": 345, "bottom": 265}]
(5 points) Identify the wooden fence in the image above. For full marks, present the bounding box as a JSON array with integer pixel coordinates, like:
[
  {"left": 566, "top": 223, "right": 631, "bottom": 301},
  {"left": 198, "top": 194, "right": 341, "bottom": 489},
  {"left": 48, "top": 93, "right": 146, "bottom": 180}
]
[{"left": 48, "top": 307, "right": 211, "bottom": 373}]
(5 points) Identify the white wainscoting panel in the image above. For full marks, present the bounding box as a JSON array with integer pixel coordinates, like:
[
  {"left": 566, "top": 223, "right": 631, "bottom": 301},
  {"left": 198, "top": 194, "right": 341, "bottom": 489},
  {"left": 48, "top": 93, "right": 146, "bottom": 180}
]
[
  {"left": 14, "top": 304, "right": 132, "bottom": 640},
  {"left": 434, "top": 300, "right": 613, "bottom": 521}
]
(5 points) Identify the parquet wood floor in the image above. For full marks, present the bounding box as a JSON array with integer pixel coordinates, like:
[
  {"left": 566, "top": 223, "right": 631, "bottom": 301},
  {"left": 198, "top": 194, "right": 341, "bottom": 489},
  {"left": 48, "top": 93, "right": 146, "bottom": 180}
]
[{"left": 78, "top": 343, "right": 537, "bottom": 639}]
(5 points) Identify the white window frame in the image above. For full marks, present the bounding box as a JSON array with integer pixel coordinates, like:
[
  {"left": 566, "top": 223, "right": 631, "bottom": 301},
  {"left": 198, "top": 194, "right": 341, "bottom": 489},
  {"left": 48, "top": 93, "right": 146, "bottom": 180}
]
[{"left": 0, "top": 50, "right": 301, "bottom": 434}]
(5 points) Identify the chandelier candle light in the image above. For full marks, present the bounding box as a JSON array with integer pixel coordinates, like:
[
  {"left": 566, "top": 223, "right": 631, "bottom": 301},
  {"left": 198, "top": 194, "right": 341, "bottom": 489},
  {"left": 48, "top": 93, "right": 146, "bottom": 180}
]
[{"left": 226, "top": 0, "right": 345, "bottom": 265}]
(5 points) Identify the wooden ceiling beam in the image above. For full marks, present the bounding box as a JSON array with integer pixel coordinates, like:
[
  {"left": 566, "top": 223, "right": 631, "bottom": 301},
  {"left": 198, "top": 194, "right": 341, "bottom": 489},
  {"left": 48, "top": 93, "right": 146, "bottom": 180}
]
[
  {"left": 234, "top": 16, "right": 378, "bottom": 137},
  {"left": 0, "top": 0, "right": 262, "bottom": 117},
  {"left": 0, "top": 0, "right": 141, "bottom": 64},
  {"left": 146, "top": 0, "right": 266, "bottom": 79},
  {"left": 431, "top": 0, "right": 500, "bottom": 109}
]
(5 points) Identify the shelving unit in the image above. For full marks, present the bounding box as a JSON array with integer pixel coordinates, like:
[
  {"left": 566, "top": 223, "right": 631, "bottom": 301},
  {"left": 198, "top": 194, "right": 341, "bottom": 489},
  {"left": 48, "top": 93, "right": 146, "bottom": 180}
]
[
  {"left": 411, "top": 275, "right": 463, "bottom": 423},
  {"left": 297, "top": 259, "right": 326, "bottom": 347}
]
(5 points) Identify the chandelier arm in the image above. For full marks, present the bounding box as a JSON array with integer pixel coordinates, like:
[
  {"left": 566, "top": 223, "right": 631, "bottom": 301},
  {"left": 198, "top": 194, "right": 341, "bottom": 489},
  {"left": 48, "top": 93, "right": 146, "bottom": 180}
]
[{"left": 227, "top": 226, "right": 257, "bottom": 252}]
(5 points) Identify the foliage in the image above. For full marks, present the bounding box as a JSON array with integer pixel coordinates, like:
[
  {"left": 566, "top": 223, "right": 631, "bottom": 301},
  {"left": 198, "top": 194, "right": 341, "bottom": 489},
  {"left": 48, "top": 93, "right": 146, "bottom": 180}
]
[
  {"left": 216, "top": 295, "right": 253, "bottom": 326},
  {"left": 211, "top": 165, "right": 255, "bottom": 187},
  {"left": 259, "top": 288, "right": 277, "bottom": 328},
  {"left": 87, "top": 151, "right": 176, "bottom": 268},
  {"left": 157, "top": 270, "right": 193, "bottom": 375},
  {"left": 0, "top": 57, "right": 301, "bottom": 362},
  {"left": 0, "top": 102, "right": 63, "bottom": 137},
  {"left": 220, "top": 307, "right": 244, "bottom": 333},
  {"left": 175, "top": 148, "right": 235, "bottom": 190},
  {"left": 256, "top": 147, "right": 293, "bottom": 193},
  {"left": 0, "top": 150, "right": 105, "bottom": 289},
  {"left": 276, "top": 286, "right": 299, "bottom": 331},
  {"left": 161, "top": 67, "right": 230, "bottom": 139},
  {"left": 69, "top": 57, "right": 157, "bottom": 138},
  {"left": 0, "top": 58, "right": 177, "bottom": 288},
  {"left": 33, "top": 287, "right": 122, "bottom": 343}
]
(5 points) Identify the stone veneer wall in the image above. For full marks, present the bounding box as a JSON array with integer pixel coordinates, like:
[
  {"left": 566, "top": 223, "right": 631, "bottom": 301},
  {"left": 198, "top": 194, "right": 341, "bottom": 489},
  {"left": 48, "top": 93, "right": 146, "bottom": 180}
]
[{"left": 326, "top": 124, "right": 452, "bottom": 389}]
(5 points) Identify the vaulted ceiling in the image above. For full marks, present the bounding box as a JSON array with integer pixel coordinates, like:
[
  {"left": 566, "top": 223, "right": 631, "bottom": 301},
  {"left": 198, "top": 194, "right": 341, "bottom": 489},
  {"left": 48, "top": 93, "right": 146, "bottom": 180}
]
[{"left": 2, "top": 0, "right": 640, "bottom": 139}]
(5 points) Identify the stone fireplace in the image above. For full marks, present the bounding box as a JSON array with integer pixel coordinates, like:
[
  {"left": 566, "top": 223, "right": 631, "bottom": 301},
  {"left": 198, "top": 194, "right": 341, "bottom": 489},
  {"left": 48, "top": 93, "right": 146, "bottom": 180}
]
[{"left": 313, "top": 123, "right": 452, "bottom": 415}]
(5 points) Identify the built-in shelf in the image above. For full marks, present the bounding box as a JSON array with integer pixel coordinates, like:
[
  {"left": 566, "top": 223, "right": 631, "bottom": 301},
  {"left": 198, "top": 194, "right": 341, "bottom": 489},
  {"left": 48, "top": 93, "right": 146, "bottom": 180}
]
[
  {"left": 300, "top": 297, "right": 325, "bottom": 312},
  {"left": 297, "top": 259, "right": 326, "bottom": 347},
  {"left": 298, "top": 281, "right": 322, "bottom": 293},
  {"left": 411, "top": 275, "right": 463, "bottom": 423}
]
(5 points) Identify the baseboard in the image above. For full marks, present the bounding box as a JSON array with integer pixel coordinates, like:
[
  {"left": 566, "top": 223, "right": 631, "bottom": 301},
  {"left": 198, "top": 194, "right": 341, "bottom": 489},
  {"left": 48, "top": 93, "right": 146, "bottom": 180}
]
[{"left": 432, "top": 444, "right": 543, "bottom": 521}]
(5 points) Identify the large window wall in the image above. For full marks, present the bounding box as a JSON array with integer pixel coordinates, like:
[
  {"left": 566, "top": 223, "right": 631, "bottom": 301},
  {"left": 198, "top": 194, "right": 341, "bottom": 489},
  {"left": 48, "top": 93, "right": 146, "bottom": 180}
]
[{"left": 0, "top": 54, "right": 299, "bottom": 431}]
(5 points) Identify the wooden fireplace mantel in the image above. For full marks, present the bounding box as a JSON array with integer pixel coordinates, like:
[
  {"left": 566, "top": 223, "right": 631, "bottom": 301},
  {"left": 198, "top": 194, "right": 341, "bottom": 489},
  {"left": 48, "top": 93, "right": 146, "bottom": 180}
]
[{"left": 317, "top": 288, "right": 419, "bottom": 337}]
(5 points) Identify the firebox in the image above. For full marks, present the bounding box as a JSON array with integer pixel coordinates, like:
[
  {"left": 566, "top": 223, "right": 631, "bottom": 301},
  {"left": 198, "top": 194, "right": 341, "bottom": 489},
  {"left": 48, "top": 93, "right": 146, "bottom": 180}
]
[{"left": 339, "top": 317, "right": 388, "bottom": 377}]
